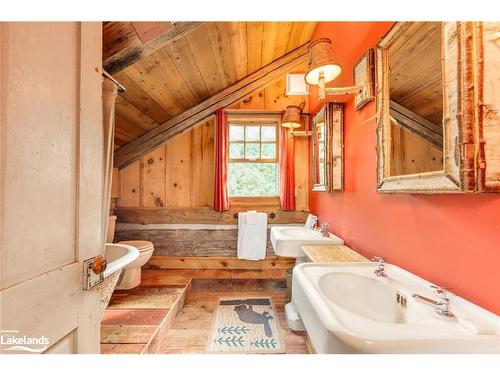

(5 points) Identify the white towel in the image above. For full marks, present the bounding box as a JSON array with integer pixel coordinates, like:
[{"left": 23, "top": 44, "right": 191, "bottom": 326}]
[
  {"left": 304, "top": 214, "right": 317, "bottom": 229},
  {"left": 246, "top": 210, "right": 258, "bottom": 225},
  {"left": 237, "top": 211, "right": 268, "bottom": 260}
]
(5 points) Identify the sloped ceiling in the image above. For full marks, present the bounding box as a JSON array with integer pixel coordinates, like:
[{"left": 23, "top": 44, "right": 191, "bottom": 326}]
[{"left": 103, "top": 22, "right": 317, "bottom": 148}]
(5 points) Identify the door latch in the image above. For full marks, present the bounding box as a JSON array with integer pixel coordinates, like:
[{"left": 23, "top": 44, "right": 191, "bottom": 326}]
[{"left": 83, "top": 255, "right": 107, "bottom": 290}]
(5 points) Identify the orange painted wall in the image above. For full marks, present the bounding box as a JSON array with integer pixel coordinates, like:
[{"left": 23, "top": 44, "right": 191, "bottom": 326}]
[{"left": 308, "top": 22, "right": 500, "bottom": 314}]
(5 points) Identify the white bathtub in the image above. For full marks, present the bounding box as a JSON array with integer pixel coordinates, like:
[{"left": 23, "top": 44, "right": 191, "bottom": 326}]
[{"left": 99, "top": 243, "right": 139, "bottom": 315}]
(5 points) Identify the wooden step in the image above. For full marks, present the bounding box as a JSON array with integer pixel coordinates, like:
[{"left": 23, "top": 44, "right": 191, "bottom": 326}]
[
  {"left": 146, "top": 255, "right": 295, "bottom": 270},
  {"left": 142, "top": 268, "right": 287, "bottom": 285},
  {"left": 101, "top": 283, "right": 192, "bottom": 354}
]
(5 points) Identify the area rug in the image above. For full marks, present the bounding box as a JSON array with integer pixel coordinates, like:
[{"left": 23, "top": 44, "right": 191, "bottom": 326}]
[{"left": 206, "top": 297, "right": 285, "bottom": 354}]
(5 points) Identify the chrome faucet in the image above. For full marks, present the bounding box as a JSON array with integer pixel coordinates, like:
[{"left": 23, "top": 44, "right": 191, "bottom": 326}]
[
  {"left": 372, "top": 256, "right": 387, "bottom": 277},
  {"left": 412, "top": 285, "right": 455, "bottom": 318},
  {"left": 312, "top": 221, "right": 329, "bottom": 237},
  {"left": 310, "top": 215, "right": 319, "bottom": 229},
  {"left": 318, "top": 223, "right": 329, "bottom": 237}
]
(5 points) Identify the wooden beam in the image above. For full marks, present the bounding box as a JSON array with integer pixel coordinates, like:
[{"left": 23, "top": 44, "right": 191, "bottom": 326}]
[
  {"left": 114, "top": 207, "right": 310, "bottom": 225},
  {"left": 114, "top": 42, "right": 310, "bottom": 168},
  {"left": 390, "top": 100, "right": 443, "bottom": 149},
  {"left": 103, "top": 22, "right": 203, "bottom": 74}
]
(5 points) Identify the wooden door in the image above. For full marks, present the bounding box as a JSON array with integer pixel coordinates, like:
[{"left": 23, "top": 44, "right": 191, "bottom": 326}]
[{"left": 0, "top": 22, "right": 104, "bottom": 353}]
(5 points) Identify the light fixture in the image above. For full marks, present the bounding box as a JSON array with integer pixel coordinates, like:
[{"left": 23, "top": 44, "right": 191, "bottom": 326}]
[
  {"left": 281, "top": 105, "right": 303, "bottom": 129},
  {"left": 305, "top": 38, "right": 342, "bottom": 92},
  {"left": 305, "top": 38, "right": 372, "bottom": 103}
]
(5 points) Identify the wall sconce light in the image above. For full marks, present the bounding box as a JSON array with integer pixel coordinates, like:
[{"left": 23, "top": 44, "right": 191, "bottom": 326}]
[
  {"left": 281, "top": 104, "right": 313, "bottom": 137},
  {"left": 305, "top": 38, "right": 374, "bottom": 109},
  {"left": 281, "top": 105, "right": 303, "bottom": 129}
]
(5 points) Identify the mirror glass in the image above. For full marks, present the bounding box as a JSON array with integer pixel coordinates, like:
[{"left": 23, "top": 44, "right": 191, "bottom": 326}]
[
  {"left": 387, "top": 22, "right": 444, "bottom": 177},
  {"left": 312, "top": 109, "right": 327, "bottom": 191}
]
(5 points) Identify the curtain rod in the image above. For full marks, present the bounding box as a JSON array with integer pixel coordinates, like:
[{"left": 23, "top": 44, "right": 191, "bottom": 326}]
[{"left": 102, "top": 70, "right": 126, "bottom": 92}]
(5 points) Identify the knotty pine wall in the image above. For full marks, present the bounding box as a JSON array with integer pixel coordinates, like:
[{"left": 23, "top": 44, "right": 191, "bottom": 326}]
[
  {"left": 115, "top": 118, "right": 216, "bottom": 208},
  {"left": 112, "top": 76, "right": 310, "bottom": 213},
  {"left": 113, "top": 118, "right": 309, "bottom": 211}
]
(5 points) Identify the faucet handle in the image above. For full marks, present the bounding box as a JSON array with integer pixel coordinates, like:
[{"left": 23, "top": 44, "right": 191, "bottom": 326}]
[
  {"left": 430, "top": 285, "right": 455, "bottom": 317},
  {"left": 430, "top": 285, "right": 445, "bottom": 293},
  {"left": 430, "top": 285, "right": 453, "bottom": 295},
  {"left": 371, "top": 256, "right": 386, "bottom": 264},
  {"left": 311, "top": 216, "right": 319, "bottom": 228}
]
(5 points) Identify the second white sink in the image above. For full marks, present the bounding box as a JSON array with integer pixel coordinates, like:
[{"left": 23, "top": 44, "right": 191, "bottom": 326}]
[{"left": 270, "top": 226, "right": 344, "bottom": 257}]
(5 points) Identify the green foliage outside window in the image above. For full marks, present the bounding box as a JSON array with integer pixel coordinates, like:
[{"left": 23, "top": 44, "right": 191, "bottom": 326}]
[{"left": 228, "top": 163, "right": 278, "bottom": 196}]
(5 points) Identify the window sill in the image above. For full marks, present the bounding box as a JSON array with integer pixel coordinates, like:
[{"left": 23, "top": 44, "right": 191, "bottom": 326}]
[{"left": 229, "top": 196, "right": 280, "bottom": 207}]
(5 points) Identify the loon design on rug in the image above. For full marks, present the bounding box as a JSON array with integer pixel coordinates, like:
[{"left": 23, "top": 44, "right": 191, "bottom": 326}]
[
  {"left": 207, "top": 297, "right": 285, "bottom": 353},
  {"left": 234, "top": 304, "right": 274, "bottom": 337}
]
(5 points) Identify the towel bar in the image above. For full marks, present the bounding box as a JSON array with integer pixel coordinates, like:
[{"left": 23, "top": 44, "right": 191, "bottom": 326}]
[{"left": 233, "top": 212, "right": 276, "bottom": 219}]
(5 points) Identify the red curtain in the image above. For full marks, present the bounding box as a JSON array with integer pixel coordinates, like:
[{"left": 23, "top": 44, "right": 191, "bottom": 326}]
[
  {"left": 213, "top": 109, "right": 230, "bottom": 211},
  {"left": 279, "top": 122, "right": 296, "bottom": 211}
]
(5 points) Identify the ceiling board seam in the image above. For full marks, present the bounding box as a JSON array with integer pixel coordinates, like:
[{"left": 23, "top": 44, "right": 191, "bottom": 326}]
[
  {"left": 167, "top": 38, "right": 210, "bottom": 102},
  {"left": 116, "top": 70, "right": 173, "bottom": 123},
  {"left": 203, "top": 23, "right": 225, "bottom": 94}
]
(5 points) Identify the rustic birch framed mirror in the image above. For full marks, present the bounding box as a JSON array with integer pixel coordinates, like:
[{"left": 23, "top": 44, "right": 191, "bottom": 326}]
[
  {"left": 376, "top": 22, "right": 500, "bottom": 193},
  {"left": 311, "top": 102, "right": 344, "bottom": 192}
]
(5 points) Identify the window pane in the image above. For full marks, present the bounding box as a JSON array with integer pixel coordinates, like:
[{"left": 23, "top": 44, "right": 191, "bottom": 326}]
[
  {"left": 229, "top": 125, "right": 244, "bottom": 141},
  {"left": 229, "top": 143, "right": 244, "bottom": 159},
  {"left": 261, "top": 143, "right": 276, "bottom": 159},
  {"left": 245, "top": 143, "right": 260, "bottom": 160},
  {"left": 245, "top": 126, "right": 260, "bottom": 141},
  {"left": 261, "top": 126, "right": 276, "bottom": 141},
  {"left": 228, "top": 163, "right": 278, "bottom": 196}
]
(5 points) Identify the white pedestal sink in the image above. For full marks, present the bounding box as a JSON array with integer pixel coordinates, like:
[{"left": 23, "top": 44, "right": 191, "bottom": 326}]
[
  {"left": 270, "top": 226, "right": 344, "bottom": 258},
  {"left": 291, "top": 262, "right": 500, "bottom": 353}
]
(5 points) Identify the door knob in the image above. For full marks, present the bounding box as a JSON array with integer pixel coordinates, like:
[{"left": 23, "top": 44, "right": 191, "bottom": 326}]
[
  {"left": 91, "top": 255, "right": 107, "bottom": 274},
  {"left": 83, "top": 255, "right": 107, "bottom": 290}
]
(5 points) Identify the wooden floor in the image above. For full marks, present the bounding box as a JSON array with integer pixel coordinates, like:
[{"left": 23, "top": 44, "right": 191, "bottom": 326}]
[
  {"left": 101, "top": 285, "right": 189, "bottom": 354},
  {"left": 101, "top": 265, "right": 306, "bottom": 354},
  {"left": 157, "top": 279, "right": 307, "bottom": 354}
]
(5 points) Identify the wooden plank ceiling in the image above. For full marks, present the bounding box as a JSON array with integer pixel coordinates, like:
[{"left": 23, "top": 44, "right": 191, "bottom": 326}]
[
  {"left": 389, "top": 22, "right": 443, "bottom": 127},
  {"left": 104, "top": 22, "right": 317, "bottom": 149}
]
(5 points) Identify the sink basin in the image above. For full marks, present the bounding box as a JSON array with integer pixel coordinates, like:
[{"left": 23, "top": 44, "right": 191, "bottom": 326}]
[
  {"left": 318, "top": 272, "right": 424, "bottom": 324},
  {"left": 270, "top": 226, "right": 344, "bottom": 257},
  {"left": 291, "top": 262, "right": 500, "bottom": 353}
]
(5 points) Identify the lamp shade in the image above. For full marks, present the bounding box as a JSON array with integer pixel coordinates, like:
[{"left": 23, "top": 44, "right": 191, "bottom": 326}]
[
  {"left": 281, "top": 105, "right": 303, "bottom": 129},
  {"left": 305, "top": 38, "right": 342, "bottom": 85}
]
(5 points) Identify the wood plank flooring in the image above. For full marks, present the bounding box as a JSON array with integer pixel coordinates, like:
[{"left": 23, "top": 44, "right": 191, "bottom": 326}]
[
  {"left": 101, "top": 267, "right": 306, "bottom": 354},
  {"left": 157, "top": 279, "right": 306, "bottom": 354}
]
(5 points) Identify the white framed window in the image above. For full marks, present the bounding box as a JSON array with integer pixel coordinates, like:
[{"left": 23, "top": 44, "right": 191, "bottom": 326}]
[{"left": 227, "top": 120, "right": 279, "bottom": 196}]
